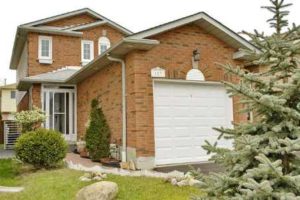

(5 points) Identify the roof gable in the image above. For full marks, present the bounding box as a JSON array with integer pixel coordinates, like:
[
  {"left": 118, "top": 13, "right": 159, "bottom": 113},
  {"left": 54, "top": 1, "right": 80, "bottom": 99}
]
[
  {"left": 128, "top": 12, "right": 258, "bottom": 52},
  {"left": 10, "top": 8, "right": 133, "bottom": 70},
  {"left": 20, "top": 8, "right": 132, "bottom": 34}
]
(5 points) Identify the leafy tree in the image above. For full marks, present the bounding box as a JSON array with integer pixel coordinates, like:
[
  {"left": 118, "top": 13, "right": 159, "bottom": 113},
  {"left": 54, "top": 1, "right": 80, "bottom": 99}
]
[
  {"left": 197, "top": 0, "right": 300, "bottom": 199},
  {"left": 85, "top": 99, "right": 111, "bottom": 161}
]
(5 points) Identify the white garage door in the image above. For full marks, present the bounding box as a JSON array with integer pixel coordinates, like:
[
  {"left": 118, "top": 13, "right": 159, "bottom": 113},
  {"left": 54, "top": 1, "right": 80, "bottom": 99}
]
[{"left": 153, "top": 81, "right": 233, "bottom": 166}]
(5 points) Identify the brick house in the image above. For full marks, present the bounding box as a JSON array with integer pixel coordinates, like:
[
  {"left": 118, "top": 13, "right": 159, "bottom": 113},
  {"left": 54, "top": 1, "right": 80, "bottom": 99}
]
[{"left": 10, "top": 8, "right": 259, "bottom": 169}]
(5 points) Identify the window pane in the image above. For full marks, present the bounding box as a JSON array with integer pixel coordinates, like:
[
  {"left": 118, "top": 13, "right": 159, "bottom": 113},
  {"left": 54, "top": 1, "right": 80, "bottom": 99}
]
[
  {"left": 72, "top": 93, "right": 75, "bottom": 135},
  {"left": 83, "top": 43, "right": 91, "bottom": 60},
  {"left": 49, "top": 92, "right": 53, "bottom": 129},
  {"left": 54, "top": 93, "right": 65, "bottom": 113},
  {"left": 100, "top": 44, "right": 107, "bottom": 54},
  {"left": 41, "top": 40, "right": 50, "bottom": 57},
  {"left": 10, "top": 91, "right": 16, "bottom": 99},
  {"left": 54, "top": 114, "right": 65, "bottom": 134},
  {"left": 66, "top": 93, "right": 69, "bottom": 135}
]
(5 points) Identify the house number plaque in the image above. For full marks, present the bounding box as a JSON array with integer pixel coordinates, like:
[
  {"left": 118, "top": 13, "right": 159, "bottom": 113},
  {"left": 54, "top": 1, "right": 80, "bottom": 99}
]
[{"left": 151, "top": 67, "right": 166, "bottom": 78}]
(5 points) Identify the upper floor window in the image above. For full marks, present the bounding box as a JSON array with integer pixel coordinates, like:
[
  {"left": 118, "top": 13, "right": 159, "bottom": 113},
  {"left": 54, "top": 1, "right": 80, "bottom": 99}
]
[
  {"left": 81, "top": 40, "right": 94, "bottom": 65},
  {"left": 38, "top": 36, "right": 53, "bottom": 64},
  {"left": 98, "top": 37, "right": 111, "bottom": 55},
  {"left": 10, "top": 91, "right": 16, "bottom": 99}
]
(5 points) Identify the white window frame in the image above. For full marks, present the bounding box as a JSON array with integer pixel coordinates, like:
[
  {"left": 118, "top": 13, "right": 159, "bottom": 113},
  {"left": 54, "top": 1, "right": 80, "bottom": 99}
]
[
  {"left": 81, "top": 40, "right": 94, "bottom": 65},
  {"left": 38, "top": 36, "right": 53, "bottom": 64},
  {"left": 98, "top": 36, "right": 111, "bottom": 55}
]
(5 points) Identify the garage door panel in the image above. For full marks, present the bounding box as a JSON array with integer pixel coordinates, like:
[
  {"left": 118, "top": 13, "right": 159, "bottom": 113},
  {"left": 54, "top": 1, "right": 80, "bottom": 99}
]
[{"left": 154, "top": 81, "right": 233, "bottom": 166}]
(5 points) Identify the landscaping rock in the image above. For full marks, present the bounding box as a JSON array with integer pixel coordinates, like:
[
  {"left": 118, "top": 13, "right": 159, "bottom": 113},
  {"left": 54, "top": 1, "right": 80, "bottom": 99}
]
[
  {"left": 79, "top": 172, "right": 107, "bottom": 182},
  {"left": 165, "top": 171, "right": 201, "bottom": 187},
  {"left": 76, "top": 181, "right": 118, "bottom": 200}
]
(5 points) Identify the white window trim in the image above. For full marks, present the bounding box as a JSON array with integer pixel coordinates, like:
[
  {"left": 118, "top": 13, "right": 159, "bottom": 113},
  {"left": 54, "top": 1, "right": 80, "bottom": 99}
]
[
  {"left": 38, "top": 36, "right": 53, "bottom": 64},
  {"left": 98, "top": 36, "right": 111, "bottom": 55},
  {"left": 81, "top": 40, "right": 94, "bottom": 65}
]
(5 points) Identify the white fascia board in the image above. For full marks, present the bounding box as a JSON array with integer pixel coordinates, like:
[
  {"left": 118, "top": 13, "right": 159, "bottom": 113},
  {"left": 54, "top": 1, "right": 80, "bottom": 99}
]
[
  {"left": 21, "top": 26, "right": 83, "bottom": 37},
  {"left": 20, "top": 8, "right": 96, "bottom": 27},
  {"left": 66, "top": 21, "right": 107, "bottom": 31}
]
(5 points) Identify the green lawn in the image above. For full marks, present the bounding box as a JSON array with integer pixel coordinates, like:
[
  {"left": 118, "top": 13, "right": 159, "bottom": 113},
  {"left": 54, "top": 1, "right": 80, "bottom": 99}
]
[{"left": 0, "top": 159, "right": 201, "bottom": 200}]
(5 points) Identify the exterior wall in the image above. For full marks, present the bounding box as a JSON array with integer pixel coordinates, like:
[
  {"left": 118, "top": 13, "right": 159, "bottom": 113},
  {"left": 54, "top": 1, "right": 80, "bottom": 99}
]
[
  {"left": 1, "top": 90, "right": 17, "bottom": 113},
  {"left": 27, "top": 33, "right": 81, "bottom": 76},
  {"left": 27, "top": 25, "right": 125, "bottom": 77},
  {"left": 0, "top": 118, "right": 3, "bottom": 144},
  {"left": 77, "top": 63, "right": 122, "bottom": 143},
  {"left": 43, "top": 14, "right": 98, "bottom": 27},
  {"left": 31, "top": 84, "right": 41, "bottom": 108},
  {"left": 126, "top": 24, "right": 246, "bottom": 159},
  {"left": 76, "top": 23, "right": 247, "bottom": 168},
  {"left": 16, "top": 43, "right": 28, "bottom": 82},
  {"left": 17, "top": 92, "right": 29, "bottom": 112},
  {"left": 83, "top": 25, "right": 124, "bottom": 56}
]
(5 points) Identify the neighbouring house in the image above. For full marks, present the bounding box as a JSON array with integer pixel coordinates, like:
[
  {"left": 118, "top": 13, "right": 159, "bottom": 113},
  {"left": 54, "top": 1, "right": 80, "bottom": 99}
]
[
  {"left": 0, "top": 83, "right": 18, "bottom": 148},
  {"left": 10, "top": 8, "right": 259, "bottom": 169}
]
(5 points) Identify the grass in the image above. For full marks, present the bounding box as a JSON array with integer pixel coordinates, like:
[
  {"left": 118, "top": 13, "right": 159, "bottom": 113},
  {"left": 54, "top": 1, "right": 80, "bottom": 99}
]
[{"left": 0, "top": 159, "right": 201, "bottom": 200}]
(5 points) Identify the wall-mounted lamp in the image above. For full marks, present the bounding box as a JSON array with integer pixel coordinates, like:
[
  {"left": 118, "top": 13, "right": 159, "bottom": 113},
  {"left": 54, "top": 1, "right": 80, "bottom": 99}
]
[{"left": 193, "top": 49, "right": 200, "bottom": 62}]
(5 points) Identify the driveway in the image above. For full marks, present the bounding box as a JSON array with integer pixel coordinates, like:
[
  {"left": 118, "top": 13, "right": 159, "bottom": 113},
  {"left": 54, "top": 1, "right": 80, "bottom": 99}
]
[
  {"left": 0, "top": 149, "right": 15, "bottom": 159},
  {"left": 154, "top": 162, "right": 223, "bottom": 174}
]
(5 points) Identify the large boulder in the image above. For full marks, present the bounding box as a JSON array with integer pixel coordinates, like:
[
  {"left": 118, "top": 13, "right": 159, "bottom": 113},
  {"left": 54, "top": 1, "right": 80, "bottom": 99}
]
[{"left": 76, "top": 181, "right": 118, "bottom": 200}]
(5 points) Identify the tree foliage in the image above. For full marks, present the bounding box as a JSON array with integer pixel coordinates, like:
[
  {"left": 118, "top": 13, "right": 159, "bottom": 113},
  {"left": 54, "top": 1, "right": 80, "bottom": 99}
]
[
  {"left": 15, "top": 128, "right": 67, "bottom": 169},
  {"left": 196, "top": 0, "right": 300, "bottom": 199},
  {"left": 85, "top": 99, "right": 111, "bottom": 161},
  {"left": 15, "top": 106, "right": 46, "bottom": 133}
]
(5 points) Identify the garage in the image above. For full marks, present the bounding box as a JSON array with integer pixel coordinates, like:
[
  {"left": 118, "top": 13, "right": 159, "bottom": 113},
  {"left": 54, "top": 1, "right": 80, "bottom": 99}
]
[{"left": 153, "top": 80, "right": 233, "bottom": 166}]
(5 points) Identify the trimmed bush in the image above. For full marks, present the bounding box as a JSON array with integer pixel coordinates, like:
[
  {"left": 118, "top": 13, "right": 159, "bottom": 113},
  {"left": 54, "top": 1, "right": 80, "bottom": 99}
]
[
  {"left": 15, "top": 128, "right": 68, "bottom": 168},
  {"left": 86, "top": 99, "right": 111, "bottom": 161}
]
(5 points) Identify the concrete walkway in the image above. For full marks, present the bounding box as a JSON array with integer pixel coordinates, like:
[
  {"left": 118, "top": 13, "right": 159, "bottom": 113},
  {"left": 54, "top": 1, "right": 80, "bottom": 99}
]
[{"left": 0, "top": 149, "right": 15, "bottom": 159}]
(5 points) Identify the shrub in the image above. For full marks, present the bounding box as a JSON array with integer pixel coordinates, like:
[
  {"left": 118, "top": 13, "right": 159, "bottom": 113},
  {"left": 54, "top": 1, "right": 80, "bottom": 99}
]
[
  {"left": 85, "top": 99, "right": 111, "bottom": 161},
  {"left": 15, "top": 106, "right": 46, "bottom": 133},
  {"left": 15, "top": 128, "right": 68, "bottom": 169}
]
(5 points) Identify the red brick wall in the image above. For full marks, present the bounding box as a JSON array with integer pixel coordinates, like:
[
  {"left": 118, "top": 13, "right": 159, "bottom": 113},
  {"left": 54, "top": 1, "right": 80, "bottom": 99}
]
[
  {"left": 77, "top": 63, "right": 122, "bottom": 142},
  {"left": 77, "top": 24, "right": 247, "bottom": 158},
  {"left": 27, "top": 26, "right": 125, "bottom": 77},
  {"left": 43, "top": 14, "right": 98, "bottom": 27},
  {"left": 31, "top": 84, "right": 41, "bottom": 108},
  {"left": 127, "top": 24, "right": 246, "bottom": 157}
]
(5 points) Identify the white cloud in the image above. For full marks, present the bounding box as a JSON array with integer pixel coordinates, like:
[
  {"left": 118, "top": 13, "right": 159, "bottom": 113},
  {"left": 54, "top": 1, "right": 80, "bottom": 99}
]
[{"left": 0, "top": 0, "right": 299, "bottom": 84}]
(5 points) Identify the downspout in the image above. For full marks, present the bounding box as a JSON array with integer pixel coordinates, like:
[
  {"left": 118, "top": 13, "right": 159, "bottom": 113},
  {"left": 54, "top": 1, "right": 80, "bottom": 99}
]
[{"left": 107, "top": 56, "right": 127, "bottom": 162}]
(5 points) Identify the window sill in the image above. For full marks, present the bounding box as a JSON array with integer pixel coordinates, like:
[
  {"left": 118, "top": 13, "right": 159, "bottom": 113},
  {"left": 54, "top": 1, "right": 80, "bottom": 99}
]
[
  {"left": 81, "top": 61, "right": 91, "bottom": 66},
  {"left": 39, "top": 58, "right": 53, "bottom": 64}
]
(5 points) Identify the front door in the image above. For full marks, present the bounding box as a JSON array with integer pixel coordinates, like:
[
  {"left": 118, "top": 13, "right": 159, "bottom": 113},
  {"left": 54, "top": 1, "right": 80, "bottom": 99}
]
[{"left": 42, "top": 85, "right": 76, "bottom": 141}]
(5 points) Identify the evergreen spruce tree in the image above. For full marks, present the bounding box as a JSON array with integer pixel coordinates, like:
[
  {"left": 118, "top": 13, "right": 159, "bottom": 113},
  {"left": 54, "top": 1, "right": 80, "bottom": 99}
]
[
  {"left": 85, "top": 99, "right": 111, "bottom": 161},
  {"left": 197, "top": 0, "right": 300, "bottom": 199}
]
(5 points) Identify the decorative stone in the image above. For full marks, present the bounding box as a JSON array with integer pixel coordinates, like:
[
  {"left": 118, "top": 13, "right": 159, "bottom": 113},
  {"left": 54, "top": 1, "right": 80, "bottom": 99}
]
[
  {"left": 129, "top": 160, "right": 136, "bottom": 171},
  {"left": 76, "top": 181, "right": 118, "bottom": 200},
  {"left": 171, "top": 178, "right": 178, "bottom": 186},
  {"left": 79, "top": 172, "right": 107, "bottom": 182}
]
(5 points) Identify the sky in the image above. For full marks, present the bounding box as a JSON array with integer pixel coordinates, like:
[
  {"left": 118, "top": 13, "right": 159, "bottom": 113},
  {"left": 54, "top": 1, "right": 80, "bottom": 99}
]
[{"left": 0, "top": 0, "right": 299, "bottom": 84}]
